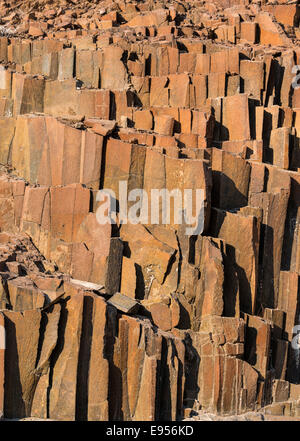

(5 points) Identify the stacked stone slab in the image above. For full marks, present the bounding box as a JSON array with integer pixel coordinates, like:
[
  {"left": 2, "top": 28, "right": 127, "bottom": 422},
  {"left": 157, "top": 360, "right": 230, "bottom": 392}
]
[{"left": 0, "top": 0, "right": 299, "bottom": 421}]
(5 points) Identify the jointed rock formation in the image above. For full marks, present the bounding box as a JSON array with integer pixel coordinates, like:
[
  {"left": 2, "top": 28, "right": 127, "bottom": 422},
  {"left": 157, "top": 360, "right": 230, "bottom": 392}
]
[{"left": 0, "top": 0, "right": 299, "bottom": 421}]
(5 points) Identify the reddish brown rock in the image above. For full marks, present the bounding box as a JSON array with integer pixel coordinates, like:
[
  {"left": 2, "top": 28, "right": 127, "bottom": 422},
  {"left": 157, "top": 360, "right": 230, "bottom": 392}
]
[
  {"left": 3, "top": 309, "right": 41, "bottom": 418},
  {"left": 154, "top": 115, "right": 174, "bottom": 136},
  {"left": 0, "top": 0, "right": 299, "bottom": 422},
  {"left": 222, "top": 94, "right": 251, "bottom": 141},
  {"left": 31, "top": 303, "right": 61, "bottom": 418},
  {"left": 0, "top": 313, "right": 4, "bottom": 419},
  {"left": 7, "top": 277, "right": 45, "bottom": 311},
  {"left": 48, "top": 293, "right": 84, "bottom": 420},
  {"left": 210, "top": 208, "right": 259, "bottom": 314},
  {"left": 74, "top": 213, "right": 123, "bottom": 293}
]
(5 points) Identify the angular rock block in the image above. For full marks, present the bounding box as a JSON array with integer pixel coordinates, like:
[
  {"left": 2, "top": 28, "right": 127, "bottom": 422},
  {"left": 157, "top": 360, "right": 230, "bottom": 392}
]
[
  {"left": 3, "top": 309, "right": 41, "bottom": 419},
  {"left": 209, "top": 208, "right": 259, "bottom": 314},
  {"left": 10, "top": 115, "right": 103, "bottom": 188},
  {"left": 12, "top": 73, "right": 44, "bottom": 116},
  {"left": 186, "top": 315, "right": 258, "bottom": 415},
  {"left": 74, "top": 213, "right": 123, "bottom": 293},
  {"left": 222, "top": 94, "right": 251, "bottom": 141},
  {"left": 0, "top": 0, "right": 299, "bottom": 422},
  {"left": 211, "top": 148, "right": 251, "bottom": 210}
]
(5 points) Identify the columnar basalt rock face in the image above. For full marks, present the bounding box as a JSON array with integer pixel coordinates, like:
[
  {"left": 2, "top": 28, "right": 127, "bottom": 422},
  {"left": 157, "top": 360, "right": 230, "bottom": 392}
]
[{"left": 0, "top": 0, "right": 299, "bottom": 422}]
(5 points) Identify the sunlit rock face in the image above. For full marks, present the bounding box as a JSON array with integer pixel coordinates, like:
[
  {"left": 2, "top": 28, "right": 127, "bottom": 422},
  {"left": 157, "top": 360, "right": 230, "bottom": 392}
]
[{"left": 0, "top": 0, "right": 300, "bottom": 422}]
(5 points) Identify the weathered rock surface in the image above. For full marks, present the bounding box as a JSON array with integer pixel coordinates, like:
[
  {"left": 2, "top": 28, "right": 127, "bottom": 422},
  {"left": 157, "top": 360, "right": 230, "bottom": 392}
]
[{"left": 0, "top": 0, "right": 299, "bottom": 422}]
